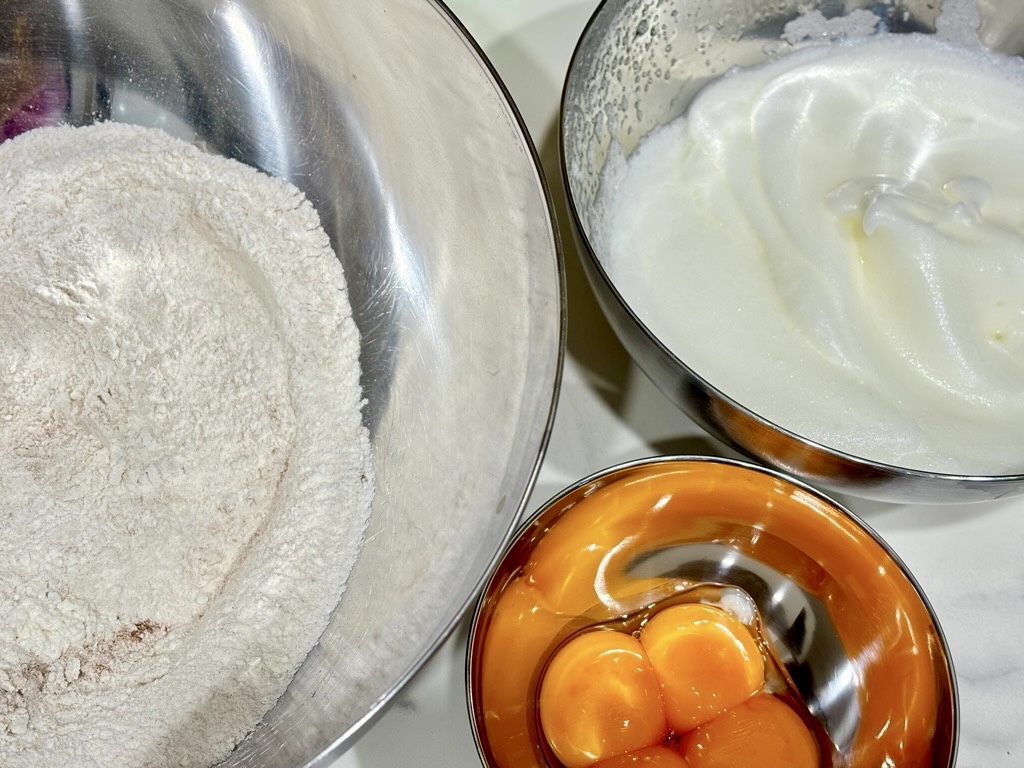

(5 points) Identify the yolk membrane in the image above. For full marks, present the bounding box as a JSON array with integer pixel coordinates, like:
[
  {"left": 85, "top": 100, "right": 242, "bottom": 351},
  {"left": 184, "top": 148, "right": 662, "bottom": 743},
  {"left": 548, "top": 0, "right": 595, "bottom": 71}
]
[
  {"left": 538, "top": 630, "right": 668, "bottom": 768},
  {"left": 593, "top": 744, "right": 691, "bottom": 766},
  {"left": 679, "top": 694, "right": 820, "bottom": 768},
  {"left": 639, "top": 603, "right": 765, "bottom": 732}
]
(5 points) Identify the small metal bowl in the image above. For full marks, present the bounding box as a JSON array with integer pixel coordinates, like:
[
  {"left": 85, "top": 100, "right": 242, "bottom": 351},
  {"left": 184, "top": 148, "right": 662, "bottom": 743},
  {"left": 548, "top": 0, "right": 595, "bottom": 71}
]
[
  {"left": 466, "top": 456, "right": 957, "bottom": 767},
  {"left": 559, "top": 0, "right": 1024, "bottom": 504}
]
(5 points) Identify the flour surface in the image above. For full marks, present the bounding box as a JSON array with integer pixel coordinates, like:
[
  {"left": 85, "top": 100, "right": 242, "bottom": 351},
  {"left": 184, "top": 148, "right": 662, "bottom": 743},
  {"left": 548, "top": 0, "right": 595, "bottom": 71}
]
[{"left": 0, "top": 122, "right": 374, "bottom": 767}]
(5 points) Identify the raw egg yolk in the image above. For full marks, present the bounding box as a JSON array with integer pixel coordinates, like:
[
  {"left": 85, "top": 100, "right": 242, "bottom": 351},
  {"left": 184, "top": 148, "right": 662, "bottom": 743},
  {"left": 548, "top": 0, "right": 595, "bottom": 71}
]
[
  {"left": 639, "top": 603, "right": 764, "bottom": 732},
  {"left": 539, "top": 630, "right": 668, "bottom": 768},
  {"left": 593, "top": 744, "right": 691, "bottom": 767},
  {"left": 680, "top": 694, "right": 820, "bottom": 768}
]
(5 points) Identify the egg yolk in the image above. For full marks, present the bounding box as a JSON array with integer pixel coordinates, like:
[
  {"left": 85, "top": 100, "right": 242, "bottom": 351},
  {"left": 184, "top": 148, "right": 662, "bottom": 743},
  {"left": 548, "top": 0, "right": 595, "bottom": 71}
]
[
  {"left": 680, "top": 694, "right": 820, "bottom": 768},
  {"left": 639, "top": 603, "right": 765, "bottom": 732},
  {"left": 475, "top": 461, "right": 932, "bottom": 768},
  {"left": 538, "top": 630, "right": 668, "bottom": 768},
  {"left": 593, "top": 744, "right": 691, "bottom": 767}
]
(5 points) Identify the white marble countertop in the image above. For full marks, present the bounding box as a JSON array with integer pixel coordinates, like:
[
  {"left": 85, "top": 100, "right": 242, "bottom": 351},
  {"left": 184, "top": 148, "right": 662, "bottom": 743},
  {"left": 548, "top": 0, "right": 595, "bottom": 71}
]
[{"left": 334, "top": 2, "right": 1024, "bottom": 765}]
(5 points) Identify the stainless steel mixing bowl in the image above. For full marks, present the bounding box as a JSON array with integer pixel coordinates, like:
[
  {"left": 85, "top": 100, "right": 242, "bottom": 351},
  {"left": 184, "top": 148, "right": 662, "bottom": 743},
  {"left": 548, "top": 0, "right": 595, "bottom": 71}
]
[
  {"left": 467, "top": 456, "right": 958, "bottom": 768},
  {"left": 559, "top": 0, "right": 1024, "bottom": 504},
  {"left": 0, "top": 1, "right": 563, "bottom": 765}
]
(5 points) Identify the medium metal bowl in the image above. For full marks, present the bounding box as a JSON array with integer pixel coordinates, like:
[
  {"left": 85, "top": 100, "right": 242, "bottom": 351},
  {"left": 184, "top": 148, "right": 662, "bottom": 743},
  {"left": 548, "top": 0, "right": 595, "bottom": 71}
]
[
  {"left": 1, "top": 1, "right": 563, "bottom": 765},
  {"left": 559, "top": 0, "right": 1024, "bottom": 504},
  {"left": 467, "top": 456, "right": 958, "bottom": 767}
]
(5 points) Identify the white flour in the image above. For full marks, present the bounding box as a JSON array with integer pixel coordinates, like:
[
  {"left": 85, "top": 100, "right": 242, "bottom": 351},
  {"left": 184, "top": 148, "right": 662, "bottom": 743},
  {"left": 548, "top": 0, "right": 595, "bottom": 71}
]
[{"left": 0, "top": 123, "right": 374, "bottom": 766}]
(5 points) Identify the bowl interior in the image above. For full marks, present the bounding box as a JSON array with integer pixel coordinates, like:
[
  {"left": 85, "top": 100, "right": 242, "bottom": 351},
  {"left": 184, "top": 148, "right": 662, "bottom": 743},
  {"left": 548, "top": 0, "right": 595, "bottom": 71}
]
[
  {"left": 1, "top": 1, "right": 562, "bottom": 765},
  {"left": 559, "top": 0, "right": 1024, "bottom": 503},
  {"left": 467, "top": 457, "right": 957, "bottom": 767}
]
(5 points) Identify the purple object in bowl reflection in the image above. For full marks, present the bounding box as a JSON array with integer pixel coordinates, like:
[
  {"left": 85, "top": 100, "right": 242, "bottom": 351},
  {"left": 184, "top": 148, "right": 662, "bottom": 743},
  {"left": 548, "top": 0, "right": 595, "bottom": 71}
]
[{"left": 2, "top": 69, "right": 67, "bottom": 141}]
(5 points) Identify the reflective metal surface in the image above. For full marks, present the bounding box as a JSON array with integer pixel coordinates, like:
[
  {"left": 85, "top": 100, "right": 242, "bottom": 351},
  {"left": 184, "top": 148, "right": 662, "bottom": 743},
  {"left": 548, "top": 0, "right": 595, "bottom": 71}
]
[
  {"left": 628, "top": 543, "right": 861, "bottom": 754},
  {"left": 559, "top": 0, "right": 1024, "bottom": 504},
  {"left": 0, "top": 1, "right": 564, "bottom": 765},
  {"left": 467, "top": 457, "right": 958, "bottom": 768}
]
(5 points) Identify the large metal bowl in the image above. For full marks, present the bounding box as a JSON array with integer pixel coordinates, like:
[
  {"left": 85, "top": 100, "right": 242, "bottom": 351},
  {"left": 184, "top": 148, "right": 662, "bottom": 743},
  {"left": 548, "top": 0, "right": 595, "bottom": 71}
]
[
  {"left": 0, "top": 1, "right": 563, "bottom": 765},
  {"left": 559, "top": 0, "right": 1024, "bottom": 505}
]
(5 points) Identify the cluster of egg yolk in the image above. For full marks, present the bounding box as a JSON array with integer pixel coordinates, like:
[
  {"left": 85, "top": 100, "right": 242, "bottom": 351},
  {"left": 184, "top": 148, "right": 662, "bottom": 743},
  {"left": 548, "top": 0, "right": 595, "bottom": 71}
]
[{"left": 537, "top": 603, "right": 820, "bottom": 768}]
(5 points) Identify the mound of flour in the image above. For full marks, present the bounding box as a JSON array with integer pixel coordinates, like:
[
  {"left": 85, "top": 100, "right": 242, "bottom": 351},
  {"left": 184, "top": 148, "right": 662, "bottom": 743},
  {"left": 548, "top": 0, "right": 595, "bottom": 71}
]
[{"left": 0, "top": 123, "right": 374, "bottom": 766}]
